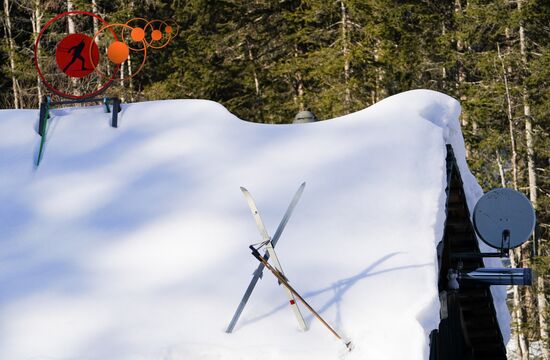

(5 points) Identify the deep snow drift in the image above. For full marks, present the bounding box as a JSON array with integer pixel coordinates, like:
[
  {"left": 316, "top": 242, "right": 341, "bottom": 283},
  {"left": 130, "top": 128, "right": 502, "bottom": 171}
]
[{"left": 0, "top": 90, "right": 509, "bottom": 359}]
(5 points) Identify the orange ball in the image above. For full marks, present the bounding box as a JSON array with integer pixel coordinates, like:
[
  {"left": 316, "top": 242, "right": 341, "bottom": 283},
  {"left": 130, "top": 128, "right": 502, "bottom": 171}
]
[
  {"left": 107, "top": 41, "right": 129, "bottom": 64},
  {"left": 151, "top": 29, "right": 162, "bottom": 41},
  {"left": 165, "top": 26, "right": 173, "bottom": 34},
  {"left": 131, "top": 27, "right": 145, "bottom": 42}
]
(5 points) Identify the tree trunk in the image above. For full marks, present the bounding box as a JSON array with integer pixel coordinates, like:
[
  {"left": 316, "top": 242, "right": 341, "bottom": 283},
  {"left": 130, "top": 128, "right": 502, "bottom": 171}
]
[
  {"left": 455, "top": 0, "right": 470, "bottom": 158},
  {"left": 247, "top": 43, "right": 261, "bottom": 98},
  {"left": 106, "top": 47, "right": 111, "bottom": 77},
  {"left": 246, "top": 39, "right": 262, "bottom": 121},
  {"left": 441, "top": 22, "right": 447, "bottom": 81},
  {"left": 295, "top": 71, "right": 304, "bottom": 111},
  {"left": 126, "top": 0, "right": 134, "bottom": 99},
  {"left": 92, "top": 0, "right": 99, "bottom": 38},
  {"left": 294, "top": 44, "right": 305, "bottom": 112},
  {"left": 127, "top": 54, "right": 134, "bottom": 101},
  {"left": 518, "top": 2, "right": 538, "bottom": 213},
  {"left": 3, "top": 0, "right": 21, "bottom": 109},
  {"left": 120, "top": 59, "right": 125, "bottom": 88},
  {"left": 497, "top": 44, "right": 519, "bottom": 190},
  {"left": 66, "top": 0, "right": 80, "bottom": 96},
  {"left": 495, "top": 151, "right": 506, "bottom": 188},
  {"left": 518, "top": 2, "right": 549, "bottom": 358},
  {"left": 372, "top": 39, "right": 385, "bottom": 104},
  {"left": 340, "top": 0, "right": 351, "bottom": 113},
  {"left": 498, "top": 41, "right": 529, "bottom": 359},
  {"left": 537, "top": 257, "right": 549, "bottom": 360},
  {"left": 510, "top": 250, "right": 530, "bottom": 360},
  {"left": 32, "top": 0, "right": 43, "bottom": 103},
  {"left": 92, "top": 0, "right": 101, "bottom": 88},
  {"left": 67, "top": 0, "right": 76, "bottom": 33}
]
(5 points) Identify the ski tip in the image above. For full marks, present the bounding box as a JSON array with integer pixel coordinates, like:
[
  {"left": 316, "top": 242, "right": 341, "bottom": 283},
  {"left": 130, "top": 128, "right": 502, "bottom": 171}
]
[{"left": 240, "top": 186, "right": 247, "bottom": 192}]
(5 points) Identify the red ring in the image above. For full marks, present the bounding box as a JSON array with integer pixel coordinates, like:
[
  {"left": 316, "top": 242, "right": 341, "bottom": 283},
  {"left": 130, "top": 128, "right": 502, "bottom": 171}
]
[{"left": 34, "top": 11, "right": 118, "bottom": 100}]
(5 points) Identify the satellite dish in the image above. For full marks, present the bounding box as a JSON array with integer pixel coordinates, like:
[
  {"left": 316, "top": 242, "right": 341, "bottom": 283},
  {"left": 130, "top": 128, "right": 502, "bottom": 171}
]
[{"left": 473, "top": 188, "right": 535, "bottom": 250}]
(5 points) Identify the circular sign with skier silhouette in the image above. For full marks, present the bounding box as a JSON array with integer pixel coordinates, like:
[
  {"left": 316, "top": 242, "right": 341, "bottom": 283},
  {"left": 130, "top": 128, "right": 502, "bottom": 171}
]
[
  {"left": 55, "top": 33, "right": 99, "bottom": 78},
  {"left": 35, "top": 10, "right": 178, "bottom": 99},
  {"left": 34, "top": 11, "right": 116, "bottom": 99}
]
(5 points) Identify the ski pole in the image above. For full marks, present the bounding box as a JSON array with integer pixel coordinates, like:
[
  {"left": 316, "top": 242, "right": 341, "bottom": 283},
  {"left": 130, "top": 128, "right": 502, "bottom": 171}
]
[{"left": 249, "top": 245, "right": 352, "bottom": 350}]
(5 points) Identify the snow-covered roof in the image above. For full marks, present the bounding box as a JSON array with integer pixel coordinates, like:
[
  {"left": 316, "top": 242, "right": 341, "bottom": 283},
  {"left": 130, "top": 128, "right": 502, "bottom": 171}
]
[{"left": 0, "top": 90, "right": 509, "bottom": 359}]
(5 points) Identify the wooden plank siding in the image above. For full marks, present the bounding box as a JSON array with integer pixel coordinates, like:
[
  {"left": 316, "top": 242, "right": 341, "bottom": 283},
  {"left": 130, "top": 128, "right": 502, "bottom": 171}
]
[{"left": 430, "top": 145, "right": 507, "bottom": 360}]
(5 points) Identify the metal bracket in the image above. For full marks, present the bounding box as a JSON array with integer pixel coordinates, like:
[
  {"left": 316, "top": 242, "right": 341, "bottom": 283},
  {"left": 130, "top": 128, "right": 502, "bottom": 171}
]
[
  {"left": 450, "top": 250, "right": 508, "bottom": 259},
  {"left": 451, "top": 230, "right": 510, "bottom": 259},
  {"left": 49, "top": 96, "right": 122, "bottom": 128}
]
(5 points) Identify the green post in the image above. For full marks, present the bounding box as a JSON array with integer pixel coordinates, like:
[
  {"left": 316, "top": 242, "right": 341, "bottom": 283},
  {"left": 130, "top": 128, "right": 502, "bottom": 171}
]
[
  {"left": 103, "top": 97, "right": 111, "bottom": 113},
  {"left": 36, "top": 96, "right": 51, "bottom": 166}
]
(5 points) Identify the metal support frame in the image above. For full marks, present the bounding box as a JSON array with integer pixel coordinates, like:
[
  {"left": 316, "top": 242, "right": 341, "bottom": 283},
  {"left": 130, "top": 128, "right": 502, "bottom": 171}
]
[
  {"left": 46, "top": 95, "right": 122, "bottom": 128},
  {"left": 36, "top": 95, "right": 122, "bottom": 166},
  {"left": 450, "top": 230, "right": 510, "bottom": 260}
]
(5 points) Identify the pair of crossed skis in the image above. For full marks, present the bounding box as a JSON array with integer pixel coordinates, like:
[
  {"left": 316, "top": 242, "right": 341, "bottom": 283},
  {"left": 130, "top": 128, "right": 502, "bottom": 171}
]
[
  {"left": 226, "top": 182, "right": 352, "bottom": 350},
  {"left": 226, "top": 182, "right": 308, "bottom": 333}
]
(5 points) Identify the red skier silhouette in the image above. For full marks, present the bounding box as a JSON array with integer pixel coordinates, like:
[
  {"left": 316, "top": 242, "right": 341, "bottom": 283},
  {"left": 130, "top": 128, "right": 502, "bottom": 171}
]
[{"left": 63, "top": 40, "right": 91, "bottom": 72}]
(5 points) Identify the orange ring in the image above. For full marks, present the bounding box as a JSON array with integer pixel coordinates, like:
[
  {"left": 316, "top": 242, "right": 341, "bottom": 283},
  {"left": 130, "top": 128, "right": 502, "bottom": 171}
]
[
  {"left": 165, "top": 19, "right": 179, "bottom": 38},
  {"left": 143, "top": 19, "right": 172, "bottom": 49},
  {"left": 123, "top": 17, "right": 149, "bottom": 52},
  {"left": 90, "top": 23, "right": 148, "bottom": 80}
]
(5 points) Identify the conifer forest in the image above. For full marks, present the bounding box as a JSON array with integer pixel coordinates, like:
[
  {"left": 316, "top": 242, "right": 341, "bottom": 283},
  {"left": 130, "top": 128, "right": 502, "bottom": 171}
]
[{"left": 1, "top": 0, "right": 549, "bottom": 358}]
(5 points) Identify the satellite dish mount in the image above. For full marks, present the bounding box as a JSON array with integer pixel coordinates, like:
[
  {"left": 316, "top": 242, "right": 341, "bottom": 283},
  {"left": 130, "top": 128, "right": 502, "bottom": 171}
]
[
  {"left": 450, "top": 188, "right": 535, "bottom": 287},
  {"left": 500, "top": 229, "right": 511, "bottom": 253}
]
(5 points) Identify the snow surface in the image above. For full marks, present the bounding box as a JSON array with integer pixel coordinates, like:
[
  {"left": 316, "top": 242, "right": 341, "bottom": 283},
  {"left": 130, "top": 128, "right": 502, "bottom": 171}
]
[{"left": 0, "top": 89, "right": 509, "bottom": 359}]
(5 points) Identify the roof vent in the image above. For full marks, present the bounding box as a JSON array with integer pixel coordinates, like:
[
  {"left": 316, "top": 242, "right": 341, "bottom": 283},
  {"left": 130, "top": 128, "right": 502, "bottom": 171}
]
[{"left": 293, "top": 111, "right": 318, "bottom": 124}]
